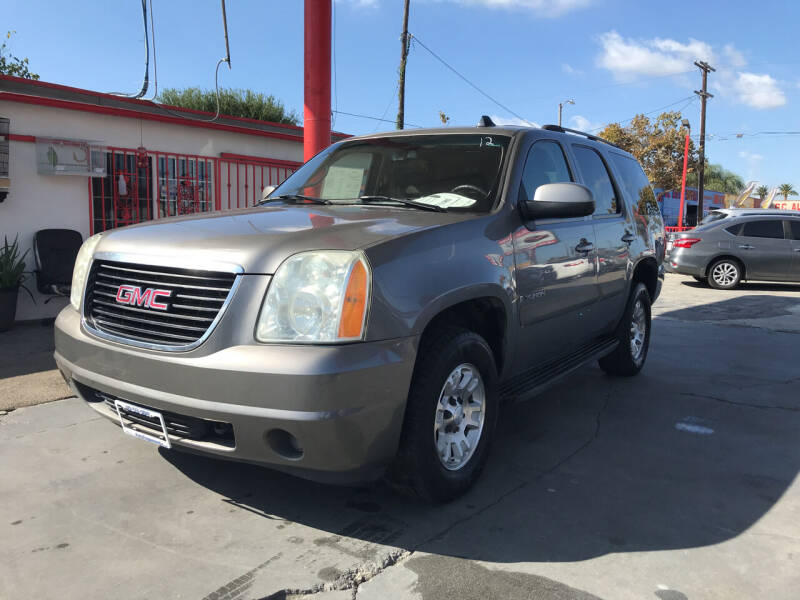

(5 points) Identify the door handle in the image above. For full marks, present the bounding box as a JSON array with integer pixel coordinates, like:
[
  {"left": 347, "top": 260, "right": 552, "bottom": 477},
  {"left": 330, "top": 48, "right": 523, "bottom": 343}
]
[
  {"left": 621, "top": 232, "right": 635, "bottom": 244},
  {"left": 575, "top": 242, "right": 594, "bottom": 253},
  {"left": 738, "top": 244, "right": 755, "bottom": 250}
]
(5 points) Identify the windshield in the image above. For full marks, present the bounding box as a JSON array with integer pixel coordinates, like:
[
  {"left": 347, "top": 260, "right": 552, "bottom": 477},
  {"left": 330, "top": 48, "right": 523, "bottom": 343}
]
[
  {"left": 700, "top": 210, "right": 728, "bottom": 225},
  {"left": 267, "top": 134, "right": 511, "bottom": 213}
]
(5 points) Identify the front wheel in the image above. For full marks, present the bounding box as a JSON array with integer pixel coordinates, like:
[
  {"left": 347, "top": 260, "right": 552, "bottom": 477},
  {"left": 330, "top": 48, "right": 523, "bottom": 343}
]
[
  {"left": 599, "top": 283, "right": 652, "bottom": 377},
  {"left": 388, "top": 327, "right": 498, "bottom": 502}
]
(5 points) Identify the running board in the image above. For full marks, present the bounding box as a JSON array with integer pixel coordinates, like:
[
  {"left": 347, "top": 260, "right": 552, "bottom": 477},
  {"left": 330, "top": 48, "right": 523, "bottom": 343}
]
[{"left": 500, "top": 337, "right": 618, "bottom": 403}]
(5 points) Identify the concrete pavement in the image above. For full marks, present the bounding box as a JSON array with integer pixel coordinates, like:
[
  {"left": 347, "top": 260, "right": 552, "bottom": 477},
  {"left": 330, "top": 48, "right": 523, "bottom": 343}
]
[
  {"left": 0, "top": 320, "right": 71, "bottom": 411},
  {"left": 1, "top": 274, "right": 799, "bottom": 599}
]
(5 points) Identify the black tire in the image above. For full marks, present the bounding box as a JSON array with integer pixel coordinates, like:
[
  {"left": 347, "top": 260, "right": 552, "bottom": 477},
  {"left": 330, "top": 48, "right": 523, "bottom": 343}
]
[
  {"left": 599, "top": 283, "right": 651, "bottom": 377},
  {"left": 707, "top": 258, "right": 742, "bottom": 289},
  {"left": 388, "top": 327, "right": 498, "bottom": 503}
]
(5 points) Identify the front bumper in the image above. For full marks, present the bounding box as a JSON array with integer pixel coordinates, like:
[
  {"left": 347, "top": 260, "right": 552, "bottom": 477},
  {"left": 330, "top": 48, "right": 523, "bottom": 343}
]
[{"left": 54, "top": 307, "right": 418, "bottom": 484}]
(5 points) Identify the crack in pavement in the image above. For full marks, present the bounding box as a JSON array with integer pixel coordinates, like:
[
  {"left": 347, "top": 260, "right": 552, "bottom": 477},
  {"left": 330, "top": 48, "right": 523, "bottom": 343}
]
[
  {"left": 247, "top": 390, "right": 615, "bottom": 600},
  {"left": 680, "top": 391, "right": 800, "bottom": 412}
]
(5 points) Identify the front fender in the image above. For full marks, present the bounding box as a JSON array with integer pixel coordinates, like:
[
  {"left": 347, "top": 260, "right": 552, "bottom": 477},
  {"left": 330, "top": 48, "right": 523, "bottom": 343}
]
[{"left": 362, "top": 214, "right": 518, "bottom": 344}]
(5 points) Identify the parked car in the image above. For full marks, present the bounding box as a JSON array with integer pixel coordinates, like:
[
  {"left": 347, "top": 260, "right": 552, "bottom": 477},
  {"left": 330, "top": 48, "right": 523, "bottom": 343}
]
[
  {"left": 667, "top": 213, "right": 800, "bottom": 289},
  {"left": 699, "top": 208, "right": 800, "bottom": 226},
  {"left": 54, "top": 120, "right": 665, "bottom": 501}
]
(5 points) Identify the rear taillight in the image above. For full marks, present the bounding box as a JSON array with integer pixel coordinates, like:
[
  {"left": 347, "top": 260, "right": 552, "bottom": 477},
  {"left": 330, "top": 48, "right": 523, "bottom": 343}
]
[{"left": 673, "top": 238, "right": 702, "bottom": 249}]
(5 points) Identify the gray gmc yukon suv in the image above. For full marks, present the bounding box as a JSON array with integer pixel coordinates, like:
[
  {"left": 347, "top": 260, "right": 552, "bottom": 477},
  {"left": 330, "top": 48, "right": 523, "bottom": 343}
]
[{"left": 55, "top": 121, "right": 665, "bottom": 501}]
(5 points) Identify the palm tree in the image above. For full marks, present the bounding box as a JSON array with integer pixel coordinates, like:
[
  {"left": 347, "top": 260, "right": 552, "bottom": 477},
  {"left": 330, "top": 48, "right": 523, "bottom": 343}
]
[
  {"left": 778, "top": 183, "right": 798, "bottom": 201},
  {"left": 756, "top": 185, "right": 769, "bottom": 200}
]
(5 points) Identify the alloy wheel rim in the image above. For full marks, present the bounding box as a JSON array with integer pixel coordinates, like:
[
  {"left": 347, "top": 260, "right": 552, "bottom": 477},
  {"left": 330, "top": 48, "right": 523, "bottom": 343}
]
[
  {"left": 712, "top": 262, "right": 737, "bottom": 286},
  {"left": 629, "top": 299, "right": 647, "bottom": 362},
  {"left": 434, "top": 363, "right": 486, "bottom": 471}
]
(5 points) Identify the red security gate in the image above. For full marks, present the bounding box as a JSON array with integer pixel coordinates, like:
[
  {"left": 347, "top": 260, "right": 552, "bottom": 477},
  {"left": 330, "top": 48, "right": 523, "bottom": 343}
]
[
  {"left": 218, "top": 153, "right": 299, "bottom": 211},
  {"left": 89, "top": 148, "right": 301, "bottom": 234},
  {"left": 153, "top": 152, "right": 216, "bottom": 218},
  {"left": 89, "top": 148, "right": 152, "bottom": 233}
]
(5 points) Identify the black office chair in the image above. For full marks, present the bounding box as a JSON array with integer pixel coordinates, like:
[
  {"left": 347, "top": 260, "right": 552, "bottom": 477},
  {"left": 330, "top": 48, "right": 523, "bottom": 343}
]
[{"left": 33, "top": 229, "right": 83, "bottom": 302}]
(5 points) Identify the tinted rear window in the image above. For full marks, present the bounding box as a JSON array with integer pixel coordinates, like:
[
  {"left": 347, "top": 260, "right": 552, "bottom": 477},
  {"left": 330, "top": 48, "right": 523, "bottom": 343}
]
[
  {"left": 789, "top": 220, "right": 800, "bottom": 240},
  {"left": 741, "top": 220, "right": 785, "bottom": 239},
  {"left": 700, "top": 210, "right": 728, "bottom": 225},
  {"left": 610, "top": 153, "right": 659, "bottom": 217},
  {"left": 572, "top": 146, "right": 619, "bottom": 215}
]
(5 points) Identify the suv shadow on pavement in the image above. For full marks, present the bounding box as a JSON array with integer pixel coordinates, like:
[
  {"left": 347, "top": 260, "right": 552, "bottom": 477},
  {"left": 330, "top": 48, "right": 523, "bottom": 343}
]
[
  {"left": 659, "top": 294, "right": 800, "bottom": 323},
  {"left": 160, "top": 315, "right": 800, "bottom": 565},
  {"left": 681, "top": 280, "right": 800, "bottom": 293}
]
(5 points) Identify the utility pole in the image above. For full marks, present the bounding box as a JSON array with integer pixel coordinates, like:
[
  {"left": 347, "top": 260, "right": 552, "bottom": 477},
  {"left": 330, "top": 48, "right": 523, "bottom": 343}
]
[
  {"left": 694, "top": 60, "right": 714, "bottom": 224},
  {"left": 558, "top": 99, "right": 574, "bottom": 127},
  {"left": 396, "top": 0, "right": 410, "bottom": 130}
]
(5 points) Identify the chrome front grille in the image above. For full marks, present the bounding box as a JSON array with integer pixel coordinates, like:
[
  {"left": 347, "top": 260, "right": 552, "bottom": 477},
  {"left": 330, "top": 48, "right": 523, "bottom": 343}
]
[{"left": 84, "top": 258, "right": 239, "bottom": 350}]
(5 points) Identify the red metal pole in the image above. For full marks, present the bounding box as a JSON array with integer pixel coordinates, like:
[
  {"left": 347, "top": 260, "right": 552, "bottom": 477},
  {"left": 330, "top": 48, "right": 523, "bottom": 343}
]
[
  {"left": 304, "top": 0, "right": 332, "bottom": 162},
  {"left": 678, "top": 133, "right": 690, "bottom": 229}
]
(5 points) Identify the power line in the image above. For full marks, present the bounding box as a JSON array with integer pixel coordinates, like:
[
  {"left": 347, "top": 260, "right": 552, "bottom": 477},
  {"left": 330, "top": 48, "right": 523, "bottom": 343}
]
[
  {"left": 147, "top": 0, "right": 158, "bottom": 100},
  {"left": 409, "top": 33, "right": 533, "bottom": 125},
  {"left": 588, "top": 95, "right": 696, "bottom": 132},
  {"left": 333, "top": 109, "right": 422, "bottom": 129},
  {"left": 374, "top": 81, "right": 400, "bottom": 133},
  {"left": 110, "top": 0, "right": 150, "bottom": 98}
]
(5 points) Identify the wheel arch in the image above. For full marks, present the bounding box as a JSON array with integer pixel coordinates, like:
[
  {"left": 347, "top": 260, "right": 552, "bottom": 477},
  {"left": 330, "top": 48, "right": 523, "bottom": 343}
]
[
  {"left": 414, "top": 287, "right": 512, "bottom": 378},
  {"left": 631, "top": 257, "right": 659, "bottom": 301}
]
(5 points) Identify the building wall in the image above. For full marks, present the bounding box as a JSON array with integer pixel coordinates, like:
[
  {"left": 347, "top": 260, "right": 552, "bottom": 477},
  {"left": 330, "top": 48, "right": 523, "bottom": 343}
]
[{"left": 0, "top": 100, "right": 304, "bottom": 321}]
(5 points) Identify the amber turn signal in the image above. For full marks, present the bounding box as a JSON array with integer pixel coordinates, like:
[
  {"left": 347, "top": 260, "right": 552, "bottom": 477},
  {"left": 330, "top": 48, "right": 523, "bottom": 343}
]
[{"left": 338, "top": 259, "right": 369, "bottom": 339}]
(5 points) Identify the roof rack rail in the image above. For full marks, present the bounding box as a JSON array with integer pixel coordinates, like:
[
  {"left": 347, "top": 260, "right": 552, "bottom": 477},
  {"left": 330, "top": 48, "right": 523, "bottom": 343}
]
[{"left": 540, "top": 124, "right": 621, "bottom": 149}]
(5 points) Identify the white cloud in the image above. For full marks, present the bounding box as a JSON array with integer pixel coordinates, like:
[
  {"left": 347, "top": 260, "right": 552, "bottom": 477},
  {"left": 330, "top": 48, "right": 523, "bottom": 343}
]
[
  {"left": 443, "top": 0, "right": 595, "bottom": 17},
  {"left": 596, "top": 31, "right": 713, "bottom": 80},
  {"left": 738, "top": 150, "right": 764, "bottom": 162},
  {"left": 732, "top": 72, "right": 786, "bottom": 109},
  {"left": 561, "top": 63, "right": 583, "bottom": 76},
  {"left": 738, "top": 150, "right": 764, "bottom": 180},
  {"left": 489, "top": 114, "right": 540, "bottom": 127},
  {"left": 338, "top": 0, "right": 378, "bottom": 7},
  {"left": 723, "top": 44, "right": 746, "bottom": 68},
  {"left": 569, "top": 115, "right": 603, "bottom": 132},
  {"left": 595, "top": 33, "right": 786, "bottom": 110}
]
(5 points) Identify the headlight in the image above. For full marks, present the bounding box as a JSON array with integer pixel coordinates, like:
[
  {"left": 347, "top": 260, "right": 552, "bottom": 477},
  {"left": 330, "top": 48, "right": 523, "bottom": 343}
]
[
  {"left": 256, "top": 251, "right": 370, "bottom": 343},
  {"left": 70, "top": 233, "right": 103, "bottom": 311}
]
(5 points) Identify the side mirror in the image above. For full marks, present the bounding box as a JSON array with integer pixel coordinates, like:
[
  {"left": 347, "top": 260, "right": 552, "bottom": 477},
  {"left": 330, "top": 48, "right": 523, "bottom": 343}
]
[
  {"left": 262, "top": 185, "right": 276, "bottom": 200},
  {"left": 523, "top": 182, "right": 595, "bottom": 220}
]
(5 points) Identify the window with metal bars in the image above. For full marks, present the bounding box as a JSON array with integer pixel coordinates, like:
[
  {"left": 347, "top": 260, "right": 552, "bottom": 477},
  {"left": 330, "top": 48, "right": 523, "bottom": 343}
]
[
  {"left": 90, "top": 150, "right": 153, "bottom": 233},
  {"left": 155, "top": 154, "right": 216, "bottom": 218}
]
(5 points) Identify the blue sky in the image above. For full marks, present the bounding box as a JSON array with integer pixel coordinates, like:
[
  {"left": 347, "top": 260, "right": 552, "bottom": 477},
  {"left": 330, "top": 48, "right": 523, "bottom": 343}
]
[{"left": 6, "top": 0, "right": 800, "bottom": 190}]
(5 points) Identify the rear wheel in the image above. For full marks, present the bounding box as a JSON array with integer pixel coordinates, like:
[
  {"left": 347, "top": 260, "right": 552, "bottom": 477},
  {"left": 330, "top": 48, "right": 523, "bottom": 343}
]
[
  {"left": 707, "top": 259, "right": 741, "bottom": 289},
  {"left": 599, "top": 283, "right": 651, "bottom": 377},
  {"left": 388, "top": 327, "right": 498, "bottom": 502}
]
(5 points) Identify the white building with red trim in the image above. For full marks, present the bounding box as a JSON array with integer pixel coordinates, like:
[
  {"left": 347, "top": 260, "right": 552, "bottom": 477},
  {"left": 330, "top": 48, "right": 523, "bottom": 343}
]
[{"left": 0, "top": 75, "right": 346, "bottom": 321}]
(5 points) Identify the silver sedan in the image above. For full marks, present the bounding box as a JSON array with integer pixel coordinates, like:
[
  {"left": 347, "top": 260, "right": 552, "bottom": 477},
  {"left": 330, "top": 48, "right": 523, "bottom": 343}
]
[{"left": 667, "top": 214, "right": 800, "bottom": 289}]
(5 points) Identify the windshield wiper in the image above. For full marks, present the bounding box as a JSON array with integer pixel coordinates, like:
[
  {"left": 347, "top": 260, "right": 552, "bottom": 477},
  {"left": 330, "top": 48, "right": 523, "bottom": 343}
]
[
  {"left": 356, "top": 195, "right": 447, "bottom": 213},
  {"left": 259, "top": 194, "right": 331, "bottom": 206}
]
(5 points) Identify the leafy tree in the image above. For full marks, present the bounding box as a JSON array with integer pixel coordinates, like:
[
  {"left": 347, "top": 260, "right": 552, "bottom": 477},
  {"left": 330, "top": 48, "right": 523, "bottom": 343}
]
[
  {"left": 756, "top": 185, "right": 769, "bottom": 200},
  {"left": 778, "top": 183, "right": 798, "bottom": 201},
  {"left": 157, "top": 88, "right": 299, "bottom": 125},
  {"left": 599, "top": 111, "right": 698, "bottom": 192},
  {"left": 686, "top": 163, "right": 745, "bottom": 195},
  {"left": 0, "top": 31, "right": 39, "bottom": 80}
]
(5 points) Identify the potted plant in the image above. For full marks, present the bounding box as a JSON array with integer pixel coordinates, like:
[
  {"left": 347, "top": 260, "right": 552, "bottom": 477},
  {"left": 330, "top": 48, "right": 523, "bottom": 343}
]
[{"left": 0, "top": 236, "right": 35, "bottom": 332}]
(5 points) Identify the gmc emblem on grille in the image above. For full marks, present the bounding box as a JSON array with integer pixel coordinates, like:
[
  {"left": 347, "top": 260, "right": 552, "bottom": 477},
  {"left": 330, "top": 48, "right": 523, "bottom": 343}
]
[{"left": 115, "top": 285, "right": 171, "bottom": 311}]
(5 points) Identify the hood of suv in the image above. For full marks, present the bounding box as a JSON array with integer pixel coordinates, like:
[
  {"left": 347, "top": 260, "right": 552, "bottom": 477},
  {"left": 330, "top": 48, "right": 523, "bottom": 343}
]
[{"left": 93, "top": 204, "right": 470, "bottom": 273}]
